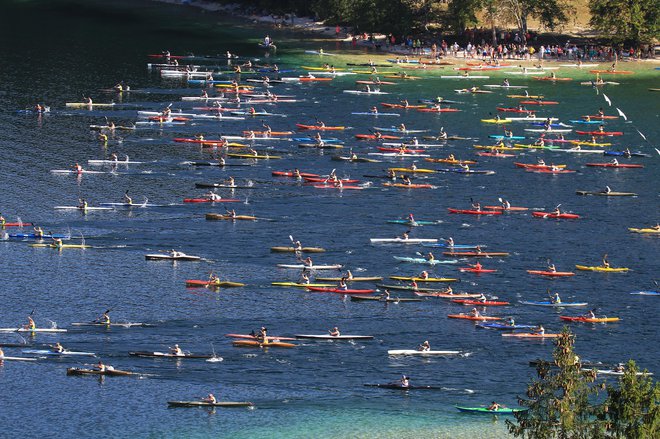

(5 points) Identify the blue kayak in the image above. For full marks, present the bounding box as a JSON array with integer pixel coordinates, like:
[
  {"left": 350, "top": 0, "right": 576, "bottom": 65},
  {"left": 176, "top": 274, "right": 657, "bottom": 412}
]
[
  {"left": 186, "top": 79, "right": 230, "bottom": 85},
  {"left": 387, "top": 219, "right": 439, "bottom": 226},
  {"left": 351, "top": 112, "right": 400, "bottom": 116},
  {"left": 529, "top": 123, "right": 570, "bottom": 128},
  {"left": 476, "top": 322, "right": 536, "bottom": 330},
  {"left": 8, "top": 233, "right": 70, "bottom": 239},
  {"left": 292, "top": 137, "right": 343, "bottom": 143},
  {"left": 569, "top": 120, "right": 601, "bottom": 124},
  {"left": 489, "top": 135, "right": 526, "bottom": 140},
  {"left": 437, "top": 168, "right": 496, "bottom": 175},
  {"left": 421, "top": 243, "right": 483, "bottom": 249},
  {"left": 630, "top": 291, "right": 659, "bottom": 296},
  {"left": 603, "top": 151, "right": 650, "bottom": 157}
]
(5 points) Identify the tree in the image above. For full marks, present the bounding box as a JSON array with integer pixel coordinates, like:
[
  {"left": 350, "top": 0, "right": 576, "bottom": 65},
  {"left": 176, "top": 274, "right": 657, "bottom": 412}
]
[
  {"left": 506, "top": 328, "right": 602, "bottom": 438},
  {"left": 597, "top": 360, "right": 660, "bottom": 438},
  {"left": 500, "top": 0, "right": 574, "bottom": 39},
  {"left": 590, "top": 0, "right": 660, "bottom": 46}
]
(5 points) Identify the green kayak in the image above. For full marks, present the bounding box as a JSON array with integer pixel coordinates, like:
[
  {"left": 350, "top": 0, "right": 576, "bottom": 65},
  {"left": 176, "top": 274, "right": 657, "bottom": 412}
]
[{"left": 455, "top": 405, "right": 526, "bottom": 415}]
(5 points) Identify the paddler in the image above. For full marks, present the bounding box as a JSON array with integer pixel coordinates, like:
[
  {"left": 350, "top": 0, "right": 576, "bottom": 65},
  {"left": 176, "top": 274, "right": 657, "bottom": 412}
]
[
  {"left": 24, "top": 316, "right": 36, "bottom": 330},
  {"left": 52, "top": 237, "right": 63, "bottom": 250},
  {"left": 533, "top": 325, "right": 545, "bottom": 335},
  {"left": 33, "top": 226, "right": 44, "bottom": 239},
  {"left": 459, "top": 163, "right": 470, "bottom": 172},
  {"left": 501, "top": 199, "right": 511, "bottom": 210},
  {"left": 398, "top": 123, "right": 407, "bottom": 132},
  {"left": 418, "top": 341, "right": 431, "bottom": 352},
  {"left": 381, "top": 289, "right": 391, "bottom": 300},
  {"left": 502, "top": 78, "right": 510, "bottom": 87},
  {"left": 208, "top": 272, "right": 220, "bottom": 285},
  {"left": 338, "top": 278, "right": 348, "bottom": 290},
  {"left": 303, "top": 257, "right": 313, "bottom": 267},
  {"left": 437, "top": 127, "right": 448, "bottom": 139},
  {"left": 259, "top": 327, "right": 268, "bottom": 345},
  {"left": 446, "top": 237, "right": 455, "bottom": 247},
  {"left": 98, "top": 310, "right": 111, "bottom": 325},
  {"left": 551, "top": 205, "right": 561, "bottom": 216},
  {"left": 386, "top": 169, "right": 396, "bottom": 180},
  {"left": 610, "top": 158, "right": 619, "bottom": 166},
  {"left": 78, "top": 198, "right": 88, "bottom": 210},
  {"left": 425, "top": 252, "right": 435, "bottom": 262},
  {"left": 202, "top": 393, "right": 217, "bottom": 404},
  {"left": 419, "top": 271, "right": 429, "bottom": 280},
  {"left": 471, "top": 261, "right": 483, "bottom": 271},
  {"left": 471, "top": 201, "right": 481, "bottom": 211},
  {"left": 73, "top": 163, "right": 83, "bottom": 174},
  {"left": 505, "top": 317, "right": 515, "bottom": 326},
  {"left": 123, "top": 190, "right": 132, "bottom": 205},
  {"left": 329, "top": 327, "right": 341, "bottom": 337},
  {"left": 400, "top": 231, "right": 410, "bottom": 241},
  {"left": 227, "top": 177, "right": 236, "bottom": 187},
  {"left": 170, "top": 249, "right": 183, "bottom": 258},
  {"left": 488, "top": 402, "right": 501, "bottom": 411},
  {"left": 602, "top": 186, "right": 612, "bottom": 194},
  {"left": 550, "top": 291, "right": 561, "bottom": 304},
  {"left": 0, "top": 213, "right": 4, "bottom": 227},
  {"left": 469, "top": 308, "right": 481, "bottom": 318},
  {"left": 293, "top": 240, "right": 303, "bottom": 252},
  {"left": 227, "top": 209, "right": 237, "bottom": 219},
  {"left": 299, "top": 271, "right": 310, "bottom": 284},
  {"left": 51, "top": 342, "right": 65, "bottom": 353},
  {"left": 400, "top": 375, "right": 410, "bottom": 387},
  {"left": 583, "top": 309, "right": 596, "bottom": 319},
  {"left": 206, "top": 191, "right": 222, "bottom": 201},
  {"left": 401, "top": 175, "right": 412, "bottom": 186},
  {"left": 602, "top": 254, "right": 610, "bottom": 268},
  {"left": 547, "top": 263, "right": 557, "bottom": 273},
  {"left": 369, "top": 106, "right": 378, "bottom": 114},
  {"left": 170, "top": 344, "right": 184, "bottom": 356}
]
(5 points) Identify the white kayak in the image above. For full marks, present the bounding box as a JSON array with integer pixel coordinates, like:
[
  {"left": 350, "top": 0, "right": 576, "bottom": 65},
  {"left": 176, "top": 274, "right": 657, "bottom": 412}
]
[
  {"left": 0, "top": 356, "right": 38, "bottom": 361},
  {"left": 483, "top": 85, "right": 528, "bottom": 89},
  {"left": 135, "top": 120, "right": 185, "bottom": 125},
  {"left": 98, "top": 202, "right": 169, "bottom": 208},
  {"left": 145, "top": 253, "right": 201, "bottom": 261},
  {"left": 370, "top": 238, "right": 438, "bottom": 244},
  {"left": 50, "top": 170, "right": 107, "bottom": 174},
  {"left": 555, "top": 149, "right": 603, "bottom": 154},
  {"left": 22, "top": 349, "right": 96, "bottom": 357},
  {"left": 585, "top": 369, "right": 653, "bottom": 376},
  {"left": 276, "top": 264, "right": 342, "bottom": 270},
  {"left": 0, "top": 328, "right": 67, "bottom": 333},
  {"left": 138, "top": 111, "right": 196, "bottom": 117},
  {"left": 294, "top": 334, "right": 374, "bottom": 340},
  {"left": 191, "top": 114, "right": 244, "bottom": 120},
  {"left": 441, "top": 75, "right": 489, "bottom": 79},
  {"left": 506, "top": 117, "right": 558, "bottom": 122},
  {"left": 87, "top": 160, "right": 143, "bottom": 165},
  {"left": 310, "top": 71, "right": 356, "bottom": 76},
  {"left": 54, "top": 206, "right": 113, "bottom": 211},
  {"left": 181, "top": 96, "right": 228, "bottom": 101},
  {"left": 71, "top": 322, "right": 149, "bottom": 327},
  {"left": 387, "top": 349, "right": 461, "bottom": 356},
  {"left": 343, "top": 90, "right": 390, "bottom": 95}
]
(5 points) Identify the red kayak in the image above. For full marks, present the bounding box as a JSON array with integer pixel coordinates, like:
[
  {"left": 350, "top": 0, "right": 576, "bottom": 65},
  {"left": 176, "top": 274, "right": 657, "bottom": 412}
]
[
  {"left": 527, "top": 270, "right": 575, "bottom": 277},
  {"left": 381, "top": 103, "right": 427, "bottom": 109},
  {"left": 483, "top": 206, "right": 528, "bottom": 211},
  {"left": 585, "top": 163, "right": 643, "bottom": 168},
  {"left": 519, "top": 100, "right": 559, "bottom": 105},
  {"left": 377, "top": 147, "right": 425, "bottom": 153},
  {"left": 582, "top": 115, "right": 618, "bottom": 120},
  {"left": 306, "top": 286, "right": 374, "bottom": 294},
  {"left": 355, "top": 134, "right": 401, "bottom": 140},
  {"left": 444, "top": 251, "right": 509, "bottom": 257},
  {"left": 174, "top": 138, "right": 228, "bottom": 146},
  {"left": 533, "top": 77, "right": 573, "bottom": 81},
  {"left": 416, "top": 108, "right": 461, "bottom": 113},
  {"left": 295, "top": 124, "right": 345, "bottom": 131},
  {"left": 447, "top": 208, "right": 502, "bottom": 215},
  {"left": 304, "top": 177, "right": 360, "bottom": 183},
  {"left": 451, "top": 299, "right": 510, "bottom": 306},
  {"left": 576, "top": 130, "right": 623, "bottom": 136},
  {"left": 497, "top": 108, "right": 533, "bottom": 113},
  {"left": 272, "top": 171, "right": 319, "bottom": 178},
  {"left": 1, "top": 222, "right": 33, "bottom": 227},
  {"left": 530, "top": 168, "right": 576, "bottom": 174},
  {"left": 459, "top": 267, "right": 497, "bottom": 273},
  {"left": 183, "top": 198, "right": 241, "bottom": 203},
  {"left": 532, "top": 212, "right": 580, "bottom": 219},
  {"left": 313, "top": 184, "right": 364, "bottom": 190}
]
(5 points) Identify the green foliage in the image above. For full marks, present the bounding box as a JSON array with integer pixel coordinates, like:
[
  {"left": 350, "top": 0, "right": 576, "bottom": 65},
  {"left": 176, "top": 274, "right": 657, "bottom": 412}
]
[
  {"left": 446, "top": 0, "right": 482, "bottom": 31},
  {"left": 589, "top": 0, "right": 660, "bottom": 45},
  {"left": 597, "top": 360, "right": 660, "bottom": 438}
]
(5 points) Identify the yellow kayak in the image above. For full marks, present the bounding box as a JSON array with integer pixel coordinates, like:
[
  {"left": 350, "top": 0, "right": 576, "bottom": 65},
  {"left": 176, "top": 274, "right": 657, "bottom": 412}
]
[
  {"left": 481, "top": 119, "right": 512, "bottom": 124},
  {"left": 389, "top": 276, "right": 458, "bottom": 282},
  {"left": 575, "top": 265, "right": 629, "bottom": 272},
  {"left": 214, "top": 84, "right": 254, "bottom": 89},
  {"left": 388, "top": 167, "right": 435, "bottom": 174},
  {"left": 507, "top": 95, "right": 544, "bottom": 99},
  {"left": 570, "top": 141, "right": 612, "bottom": 147},
  {"left": 628, "top": 228, "right": 660, "bottom": 234}
]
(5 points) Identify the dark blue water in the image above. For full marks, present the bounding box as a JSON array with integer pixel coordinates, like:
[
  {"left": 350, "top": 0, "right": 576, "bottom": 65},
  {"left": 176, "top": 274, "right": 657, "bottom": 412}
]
[{"left": 0, "top": 1, "right": 658, "bottom": 437}]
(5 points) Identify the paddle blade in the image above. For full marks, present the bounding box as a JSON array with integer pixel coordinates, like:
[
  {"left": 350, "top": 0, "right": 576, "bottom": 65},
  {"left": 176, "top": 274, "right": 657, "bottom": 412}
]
[
  {"left": 603, "top": 94, "right": 611, "bottom": 106},
  {"left": 615, "top": 107, "right": 627, "bottom": 121}
]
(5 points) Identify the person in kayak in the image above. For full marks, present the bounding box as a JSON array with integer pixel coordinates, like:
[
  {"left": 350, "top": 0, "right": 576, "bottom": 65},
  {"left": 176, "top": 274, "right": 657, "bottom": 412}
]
[
  {"left": 299, "top": 271, "right": 310, "bottom": 285},
  {"left": 208, "top": 272, "right": 220, "bottom": 285},
  {"left": 202, "top": 393, "right": 217, "bottom": 404},
  {"left": 501, "top": 199, "right": 511, "bottom": 210},
  {"left": 547, "top": 263, "right": 557, "bottom": 273},
  {"left": 400, "top": 231, "right": 410, "bottom": 241},
  {"left": 50, "top": 342, "right": 65, "bottom": 353},
  {"left": 338, "top": 278, "right": 348, "bottom": 290},
  {"left": 533, "top": 325, "right": 545, "bottom": 335},
  {"left": 488, "top": 402, "right": 501, "bottom": 411},
  {"left": 445, "top": 237, "right": 455, "bottom": 247},
  {"left": 602, "top": 254, "right": 610, "bottom": 268},
  {"left": 471, "top": 201, "right": 481, "bottom": 211},
  {"left": 170, "top": 344, "right": 184, "bottom": 356},
  {"left": 505, "top": 317, "right": 515, "bottom": 326},
  {"left": 206, "top": 191, "right": 222, "bottom": 201},
  {"left": 459, "top": 163, "right": 471, "bottom": 172},
  {"left": 123, "top": 191, "right": 132, "bottom": 205},
  {"left": 469, "top": 308, "right": 481, "bottom": 318},
  {"left": 400, "top": 375, "right": 410, "bottom": 387},
  {"left": 170, "top": 249, "right": 184, "bottom": 258},
  {"left": 33, "top": 226, "right": 44, "bottom": 239},
  {"left": 407, "top": 213, "right": 415, "bottom": 225},
  {"left": 551, "top": 205, "right": 561, "bottom": 216},
  {"left": 418, "top": 341, "right": 431, "bottom": 352},
  {"left": 381, "top": 289, "right": 391, "bottom": 300},
  {"left": 24, "top": 316, "right": 36, "bottom": 330},
  {"left": 52, "top": 237, "right": 63, "bottom": 250},
  {"left": 583, "top": 309, "right": 597, "bottom": 319},
  {"left": 259, "top": 327, "right": 268, "bottom": 345},
  {"left": 226, "top": 209, "right": 237, "bottom": 219},
  {"left": 419, "top": 271, "right": 429, "bottom": 280},
  {"left": 610, "top": 158, "right": 619, "bottom": 166},
  {"left": 471, "top": 261, "right": 483, "bottom": 271},
  {"left": 437, "top": 127, "right": 448, "bottom": 140},
  {"left": 303, "top": 257, "right": 313, "bottom": 267},
  {"left": 425, "top": 252, "right": 435, "bottom": 262},
  {"left": 73, "top": 163, "right": 83, "bottom": 174},
  {"left": 550, "top": 291, "right": 561, "bottom": 304},
  {"left": 401, "top": 175, "right": 412, "bottom": 186},
  {"left": 369, "top": 106, "right": 379, "bottom": 114},
  {"left": 329, "top": 327, "right": 341, "bottom": 337}
]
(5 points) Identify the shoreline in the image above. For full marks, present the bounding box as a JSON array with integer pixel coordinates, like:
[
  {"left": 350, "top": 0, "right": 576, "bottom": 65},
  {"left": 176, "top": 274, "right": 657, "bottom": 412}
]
[{"left": 152, "top": 0, "right": 659, "bottom": 66}]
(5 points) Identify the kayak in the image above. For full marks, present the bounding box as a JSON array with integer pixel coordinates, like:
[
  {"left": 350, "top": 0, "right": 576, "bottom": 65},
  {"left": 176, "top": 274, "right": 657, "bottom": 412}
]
[
  {"left": 377, "top": 147, "right": 425, "bottom": 153},
  {"left": 306, "top": 286, "right": 375, "bottom": 294},
  {"left": 459, "top": 267, "right": 497, "bottom": 273},
  {"left": 295, "top": 124, "right": 345, "bottom": 131},
  {"left": 374, "top": 127, "right": 428, "bottom": 134},
  {"left": 377, "top": 284, "right": 446, "bottom": 292},
  {"left": 30, "top": 243, "right": 91, "bottom": 249},
  {"left": 8, "top": 233, "right": 69, "bottom": 240},
  {"left": 576, "top": 191, "right": 637, "bottom": 196},
  {"left": 351, "top": 295, "right": 422, "bottom": 303},
  {"left": 226, "top": 153, "right": 281, "bottom": 159},
  {"left": 389, "top": 276, "right": 458, "bottom": 282},
  {"left": 483, "top": 206, "right": 529, "bottom": 211},
  {"left": 364, "top": 383, "right": 445, "bottom": 390},
  {"left": 589, "top": 370, "right": 654, "bottom": 376},
  {"left": 50, "top": 170, "right": 106, "bottom": 175},
  {"left": 416, "top": 108, "right": 461, "bottom": 113},
  {"left": 438, "top": 168, "right": 496, "bottom": 175},
  {"left": 168, "top": 401, "right": 253, "bottom": 408},
  {"left": 581, "top": 115, "right": 618, "bottom": 120},
  {"left": 589, "top": 70, "right": 634, "bottom": 74},
  {"left": 342, "top": 90, "right": 390, "bottom": 95},
  {"left": 66, "top": 368, "right": 137, "bottom": 376},
  {"left": 585, "top": 163, "right": 643, "bottom": 168},
  {"left": 355, "top": 134, "right": 401, "bottom": 140},
  {"left": 277, "top": 264, "right": 342, "bottom": 270},
  {"left": 415, "top": 291, "right": 482, "bottom": 298},
  {"left": 507, "top": 95, "right": 544, "bottom": 99},
  {"left": 559, "top": 316, "right": 620, "bottom": 323},
  {"left": 185, "top": 280, "right": 245, "bottom": 288},
  {"left": 351, "top": 112, "right": 400, "bottom": 116},
  {"left": 527, "top": 270, "right": 575, "bottom": 277},
  {"left": 129, "top": 351, "right": 212, "bottom": 359},
  {"left": 144, "top": 254, "right": 201, "bottom": 261},
  {"left": 331, "top": 156, "right": 382, "bottom": 163},
  {"left": 575, "top": 265, "right": 629, "bottom": 272},
  {"left": 456, "top": 406, "right": 526, "bottom": 415},
  {"left": 443, "top": 251, "right": 509, "bottom": 257},
  {"left": 476, "top": 323, "right": 536, "bottom": 330},
  {"left": 386, "top": 220, "right": 438, "bottom": 226},
  {"left": 532, "top": 212, "right": 580, "bottom": 219},
  {"left": 388, "top": 350, "right": 461, "bottom": 356},
  {"left": 630, "top": 291, "right": 659, "bottom": 296},
  {"left": 304, "top": 177, "right": 359, "bottom": 183},
  {"left": 1, "top": 222, "right": 33, "bottom": 228},
  {"left": 425, "top": 158, "right": 477, "bottom": 165},
  {"left": 294, "top": 334, "right": 374, "bottom": 340},
  {"left": 383, "top": 183, "right": 435, "bottom": 189},
  {"left": 628, "top": 228, "right": 660, "bottom": 234},
  {"left": 393, "top": 256, "right": 458, "bottom": 265},
  {"left": 355, "top": 80, "right": 396, "bottom": 85},
  {"left": 448, "top": 314, "right": 501, "bottom": 321},
  {"left": 422, "top": 243, "right": 485, "bottom": 249},
  {"left": 270, "top": 246, "right": 325, "bottom": 253},
  {"left": 381, "top": 103, "right": 427, "bottom": 109},
  {"left": 65, "top": 102, "right": 116, "bottom": 108},
  {"left": 315, "top": 276, "right": 383, "bottom": 282},
  {"left": 603, "top": 151, "right": 650, "bottom": 157},
  {"left": 54, "top": 206, "right": 113, "bottom": 211},
  {"left": 205, "top": 214, "right": 257, "bottom": 221},
  {"left": 576, "top": 131, "right": 623, "bottom": 136},
  {"left": 0, "top": 356, "right": 37, "bottom": 362},
  {"left": 476, "top": 152, "right": 515, "bottom": 157},
  {"left": 370, "top": 238, "right": 438, "bottom": 244},
  {"left": 183, "top": 198, "right": 241, "bottom": 203},
  {"left": 272, "top": 171, "right": 319, "bottom": 178},
  {"left": 519, "top": 101, "right": 559, "bottom": 105},
  {"left": 529, "top": 168, "right": 576, "bottom": 174},
  {"left": 502, "top": 333, "right": 560, "bottom": 338},
  {"left": 519, "top": 301, "right": 588, "bottom": 307},
  {"left": 70, "top": 322, "right": 148, "bottom": 328},
  {"left": 515, "top": 163, "right": 566, "bottom": 169},
  {"left": 451, "top": 299, "right": 510, "bottom": 306},
  {"left": 271, "top": 282, "right": 335, "bottom": 287},
  {"left": 232, "top": 340, "right": 295, "bottom": 348},
  {"left": 225, "top": 334, "right": 296, "bottom": 341},
  {"left": 533, "top": 77, "right": 572, "bottom": 81},
  {"left": 447, "top": 208, "right": 502, "bottom": 215},
  {"left": 313, "top": 184, "right": 364, "bottom": 190},
  {"left": 387, "top": 167, "right": 435, "bottom": 173}
]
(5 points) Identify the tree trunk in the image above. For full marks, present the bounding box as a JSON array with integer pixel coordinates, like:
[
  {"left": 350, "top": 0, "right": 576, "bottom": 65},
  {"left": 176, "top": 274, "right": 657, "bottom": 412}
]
[{"left": 492, "top": 21, "right": 497, "bottom": 45}]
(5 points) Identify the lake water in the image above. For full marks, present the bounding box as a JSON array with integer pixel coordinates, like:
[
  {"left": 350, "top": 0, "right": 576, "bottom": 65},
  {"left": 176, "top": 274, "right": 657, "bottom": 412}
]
[{"left": 0, "top": 1, "right": 658, "bottom": 438}]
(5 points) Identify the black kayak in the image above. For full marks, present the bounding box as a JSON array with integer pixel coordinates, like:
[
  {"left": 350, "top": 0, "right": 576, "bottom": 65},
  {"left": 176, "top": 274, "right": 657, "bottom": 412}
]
[
  {"left": 195, "top": 183, "right": 258, "bottom": 189},
  {"left": 364, "top": 383, "right": 444, "bottom": 390},
  {"left": 422, "top": 135, "right": 471, "bottom": 141},
  {"left": 185, "top": 161, "right": 251, "bottom": 167}
]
